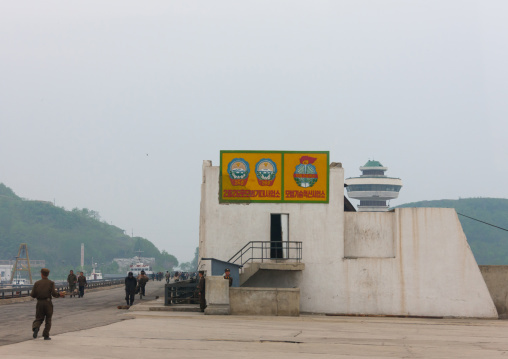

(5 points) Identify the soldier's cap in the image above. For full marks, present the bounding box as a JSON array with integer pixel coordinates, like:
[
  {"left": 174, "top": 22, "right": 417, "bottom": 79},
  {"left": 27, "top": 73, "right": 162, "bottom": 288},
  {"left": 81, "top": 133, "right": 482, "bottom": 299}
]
[
  {"left": 225, "top": 268, "right": 230, "bottom": 272},
  {"left": 199, "top": 270, "right": 205, "bottom": 275},
  {"left": 41, "top": 268, "right": 50, "bottom": 276}
]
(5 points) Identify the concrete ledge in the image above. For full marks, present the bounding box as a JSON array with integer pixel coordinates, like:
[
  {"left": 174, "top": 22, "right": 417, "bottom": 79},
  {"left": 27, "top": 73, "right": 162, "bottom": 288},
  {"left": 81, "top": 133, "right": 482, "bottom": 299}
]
[
  {"left": 230, "top": 287, "right": 300, "bottom": 316},
  {"left": 240, "top": 262, "right": 305, "bottom": 286},
  {"left": 205, "top": 304, "right": 230, "bottom": 315},
  {"left": 150, "top": 306, "right": 200, "bottom": 312},
  {"left": 258, "top": 263, "right": 305, "bottom": 271}
]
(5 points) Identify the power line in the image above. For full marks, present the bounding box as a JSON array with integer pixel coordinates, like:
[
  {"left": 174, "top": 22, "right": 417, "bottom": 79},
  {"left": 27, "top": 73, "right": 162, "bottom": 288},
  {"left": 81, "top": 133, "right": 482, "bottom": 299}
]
[{"left": 457, "top": 213, "right": 508, "bottom": 232}]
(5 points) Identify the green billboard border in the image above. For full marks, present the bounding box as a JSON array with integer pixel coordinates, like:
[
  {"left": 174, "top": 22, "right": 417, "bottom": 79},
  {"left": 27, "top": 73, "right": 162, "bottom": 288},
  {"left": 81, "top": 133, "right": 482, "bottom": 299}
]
[{"left": 219, "top": 150, "right": 330, "bottom": 204}]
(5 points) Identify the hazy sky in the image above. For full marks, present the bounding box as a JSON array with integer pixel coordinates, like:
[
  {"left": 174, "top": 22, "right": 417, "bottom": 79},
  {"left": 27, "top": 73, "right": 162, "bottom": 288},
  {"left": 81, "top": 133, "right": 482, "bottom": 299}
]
[{"left": 1, "top": 1, "right": 507, "bottom": 262}]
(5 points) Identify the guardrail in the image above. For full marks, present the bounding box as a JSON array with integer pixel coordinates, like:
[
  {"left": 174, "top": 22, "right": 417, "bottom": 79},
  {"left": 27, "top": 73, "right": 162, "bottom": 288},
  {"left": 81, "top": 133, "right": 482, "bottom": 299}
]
[
  {"left": 0, "top": 279, "right": 125, "bottom": 299},
  {"left": 228, "top": 241, "right": 303, "bottom": 267},
  {"left": 164, "top": 279, "right": 199, "bottom": 306}
]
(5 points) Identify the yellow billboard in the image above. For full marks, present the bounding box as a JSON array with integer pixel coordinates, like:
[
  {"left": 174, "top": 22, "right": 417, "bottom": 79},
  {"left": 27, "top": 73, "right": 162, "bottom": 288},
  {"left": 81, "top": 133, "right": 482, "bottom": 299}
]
[
  {"left": 220, "top": 151, "right": 329, "bottom": 203},
  {"left": 283, "top": 152, "right": 329, "bottom": 202}
]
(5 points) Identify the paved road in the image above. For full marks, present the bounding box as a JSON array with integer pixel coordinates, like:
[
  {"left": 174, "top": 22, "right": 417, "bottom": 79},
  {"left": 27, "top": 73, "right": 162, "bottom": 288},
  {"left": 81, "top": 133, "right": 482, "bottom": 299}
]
[
  {"left": 0, "top": 280, "right": 167, "bottom": 346},
  {"left": 2, "top": 311, "right": 508, "bottom": 358}
]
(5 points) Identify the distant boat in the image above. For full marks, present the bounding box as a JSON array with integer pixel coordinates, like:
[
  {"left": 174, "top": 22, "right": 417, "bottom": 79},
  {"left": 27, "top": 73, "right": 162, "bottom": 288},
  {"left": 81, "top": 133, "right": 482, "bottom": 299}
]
[
  {"left": 128, "top": 262, "right": 154, "bottom": 276},
  {"left": 86, "top": 258, "right": 103, "bottom": 280},
  {"left": 127, "top": 251, "right": 154, "bottom": 276},
  {"left": 11, "top": 278, "right": 28, "bottom": 285},
  {"left": 87, "top": 267, "right": 103, "bottom": 281}
]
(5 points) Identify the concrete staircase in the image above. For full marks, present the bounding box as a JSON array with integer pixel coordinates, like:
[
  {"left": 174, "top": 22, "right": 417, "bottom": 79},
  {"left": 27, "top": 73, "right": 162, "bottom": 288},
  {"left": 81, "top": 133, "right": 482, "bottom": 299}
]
[{"left": 239, "top": 262, "right": 305, "bottom": 286}]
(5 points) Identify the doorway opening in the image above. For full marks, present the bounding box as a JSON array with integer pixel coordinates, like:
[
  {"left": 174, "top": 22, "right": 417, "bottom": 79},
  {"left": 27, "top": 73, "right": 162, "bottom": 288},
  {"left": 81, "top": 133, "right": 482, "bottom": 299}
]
[{"left": 270, "top": 214, "right": 289, "bottom": 259}]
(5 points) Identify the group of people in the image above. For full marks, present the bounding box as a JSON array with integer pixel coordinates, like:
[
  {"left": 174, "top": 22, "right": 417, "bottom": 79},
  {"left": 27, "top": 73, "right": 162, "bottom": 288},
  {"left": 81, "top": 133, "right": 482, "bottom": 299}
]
[
  {"left": 29, "top": 266, "right": 235, "bottom": 340},
  {"left": 66, "top": 270, "right": 87, "bottom": 298},
  {"left": 124, "top": 270, "right": 150, "bottom": 306},
  {"left": 152, "top": 271, "right": 165, "bottom": 281},
  {"left": 172, "top": 271, "right": 194, "bottom": 282}
]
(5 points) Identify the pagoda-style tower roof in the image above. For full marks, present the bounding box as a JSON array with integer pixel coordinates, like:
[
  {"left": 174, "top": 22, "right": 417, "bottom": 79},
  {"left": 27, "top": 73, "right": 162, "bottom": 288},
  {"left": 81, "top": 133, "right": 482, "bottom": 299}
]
[{"left": 345, "top": 159, "right": 402, "bottom": 212}]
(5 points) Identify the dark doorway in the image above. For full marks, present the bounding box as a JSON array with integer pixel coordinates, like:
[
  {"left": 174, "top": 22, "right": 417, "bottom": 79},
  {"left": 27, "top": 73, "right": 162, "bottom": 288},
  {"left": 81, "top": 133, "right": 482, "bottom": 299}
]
[{"left": 270, "top": 214, "right": 282, "bottom": 258}]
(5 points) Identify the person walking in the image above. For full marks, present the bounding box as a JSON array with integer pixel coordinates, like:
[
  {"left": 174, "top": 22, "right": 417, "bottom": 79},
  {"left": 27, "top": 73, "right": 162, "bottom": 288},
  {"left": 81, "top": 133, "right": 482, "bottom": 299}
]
[
  {"left": 165, "top": 271, "right": 170, "bottom": 283},
  {"left": 124, "top": 272, "right": 137, "bottom": 306},
  {"left": 137, "top": 270, "right": 149, "bottom": 298},
  {"left": 77, "top": 272, "right": 87, "bottom": 298},
  {"left": 197, "top": 271, "right": 206, "bottom": 312},
  {"left": 30, "top": 268, "right": 64, "bottom": 340},
  {"left": 67, "top": 270, "right": 77, "bottom": 297}
]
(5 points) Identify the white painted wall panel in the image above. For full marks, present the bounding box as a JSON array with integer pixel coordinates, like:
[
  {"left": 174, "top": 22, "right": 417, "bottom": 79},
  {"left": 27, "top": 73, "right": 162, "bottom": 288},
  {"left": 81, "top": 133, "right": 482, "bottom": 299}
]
[{"left": 344, "top": 212, "right": 395, "bottom": 258}]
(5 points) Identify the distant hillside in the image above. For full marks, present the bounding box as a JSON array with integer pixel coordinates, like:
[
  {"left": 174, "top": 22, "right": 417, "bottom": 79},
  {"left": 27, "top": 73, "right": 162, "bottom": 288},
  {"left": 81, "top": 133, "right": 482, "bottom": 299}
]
[
  {"left": 0, "top": 183, "right": 178, "bottom": 278},
  {"left": 397, "top": 198, "right": 508, "bottom": 265}
]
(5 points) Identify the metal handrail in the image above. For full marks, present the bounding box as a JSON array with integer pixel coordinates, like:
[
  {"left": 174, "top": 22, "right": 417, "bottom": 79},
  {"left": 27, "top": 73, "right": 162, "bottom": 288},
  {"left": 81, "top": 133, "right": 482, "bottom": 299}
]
[
  {"left": 0, "top": 278, "right": 125, "bottom": 300},
  {"left": 228, "top": 241, "right": 302, "bottom": 267}
]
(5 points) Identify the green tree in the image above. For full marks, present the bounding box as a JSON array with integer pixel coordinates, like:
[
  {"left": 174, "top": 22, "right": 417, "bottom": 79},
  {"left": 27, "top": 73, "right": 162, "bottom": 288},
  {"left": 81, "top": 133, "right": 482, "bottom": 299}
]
[
  {"left": 179, "top": 247, "right": 199, "bottom": 271},
  {"left": 0, "top": 183, "right": 180, "bottom": 280}
]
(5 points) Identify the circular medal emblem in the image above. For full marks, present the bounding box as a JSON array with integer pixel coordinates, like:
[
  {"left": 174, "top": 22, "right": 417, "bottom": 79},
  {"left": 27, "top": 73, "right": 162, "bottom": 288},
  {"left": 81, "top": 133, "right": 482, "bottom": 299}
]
[
  {"left": 255, "top": 159, "right": 277, "bottom": 186},
  {"left": 227, "top": 158, "right": 250, "bottom": 186}
]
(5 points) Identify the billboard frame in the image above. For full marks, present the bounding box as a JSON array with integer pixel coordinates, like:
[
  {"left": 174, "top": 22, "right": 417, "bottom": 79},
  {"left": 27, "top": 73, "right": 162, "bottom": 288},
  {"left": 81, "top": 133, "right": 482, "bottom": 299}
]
[{"left": 219, "top": 150, "right": 329, "bottom": 204}]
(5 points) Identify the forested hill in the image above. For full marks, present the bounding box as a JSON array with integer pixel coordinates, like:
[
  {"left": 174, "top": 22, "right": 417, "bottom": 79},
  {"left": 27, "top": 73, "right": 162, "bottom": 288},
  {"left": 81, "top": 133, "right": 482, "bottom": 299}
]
[
  {"left": 396, "top": 198, "right": 508, "bottom": 265},
  {"left": 0, "top": 183, "right": 178, "bottom": 277}
]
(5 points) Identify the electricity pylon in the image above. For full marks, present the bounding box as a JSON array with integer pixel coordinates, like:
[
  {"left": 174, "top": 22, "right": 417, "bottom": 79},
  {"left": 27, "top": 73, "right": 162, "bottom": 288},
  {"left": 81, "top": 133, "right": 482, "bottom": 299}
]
[{"left": 10, "top": 243, "right": 33, "bottom": 284}]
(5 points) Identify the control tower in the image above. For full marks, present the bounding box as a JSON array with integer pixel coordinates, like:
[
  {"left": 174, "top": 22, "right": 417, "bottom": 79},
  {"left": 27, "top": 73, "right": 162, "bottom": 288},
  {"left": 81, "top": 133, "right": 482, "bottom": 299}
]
[{"left": 345, "top": 160, "right": 402, "bottom": 212}]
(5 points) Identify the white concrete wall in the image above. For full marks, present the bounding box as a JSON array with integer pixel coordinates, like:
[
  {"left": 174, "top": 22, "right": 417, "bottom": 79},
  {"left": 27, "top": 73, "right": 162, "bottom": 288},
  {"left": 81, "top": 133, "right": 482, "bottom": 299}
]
[
  {"left": 344, "top": 212, "right": 395, "bottom": 258},
  {"left": 479, "top": 266, "right": 508, "bottom": 318},
  {"left": 338, "top": 209, "right": 497, "bottom": 317},
  {"left": 199, "top": 161, "right": 497, "bottom": 318},
  {"left": 229, "top": 287, "right": 300, "bottom": 316},
  {"left": 199, "top": 161, "right": 344, "bottom": 273}
]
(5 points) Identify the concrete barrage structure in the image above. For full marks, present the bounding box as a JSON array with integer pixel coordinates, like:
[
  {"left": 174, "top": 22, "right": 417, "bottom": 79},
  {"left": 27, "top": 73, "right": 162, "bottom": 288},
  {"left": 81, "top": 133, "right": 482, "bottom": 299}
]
[{"left": 199, "top": 158, "right": 497, "bottom": 318}]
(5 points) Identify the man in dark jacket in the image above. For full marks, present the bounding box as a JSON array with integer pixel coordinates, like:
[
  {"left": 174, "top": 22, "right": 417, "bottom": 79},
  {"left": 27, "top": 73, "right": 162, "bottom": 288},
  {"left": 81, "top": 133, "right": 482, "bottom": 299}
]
[
  {"left": 31, "top": 268, "right": 64, "bottom": 340},
  {"left": 77, "top": 272, "right": 87, "bottom": 298},
  {"left": 125, "top": 272, "right": 137, "bottom": 306}
]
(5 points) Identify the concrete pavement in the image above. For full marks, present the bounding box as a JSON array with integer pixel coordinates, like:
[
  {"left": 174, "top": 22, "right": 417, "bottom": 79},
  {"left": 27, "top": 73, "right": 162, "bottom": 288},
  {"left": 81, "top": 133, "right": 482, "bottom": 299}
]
[
  {"left": 0, "top": 279, "right": 167, "bottom": 346},
  {"left": 1, "top": 303, "right": 508, "bottom": 358}
]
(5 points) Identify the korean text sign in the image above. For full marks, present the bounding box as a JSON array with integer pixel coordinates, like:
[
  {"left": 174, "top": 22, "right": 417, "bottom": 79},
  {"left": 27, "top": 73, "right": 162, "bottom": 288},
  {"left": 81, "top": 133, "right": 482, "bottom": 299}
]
[{"left": 220, "top": 151, "right": 329, "bottom": 203}]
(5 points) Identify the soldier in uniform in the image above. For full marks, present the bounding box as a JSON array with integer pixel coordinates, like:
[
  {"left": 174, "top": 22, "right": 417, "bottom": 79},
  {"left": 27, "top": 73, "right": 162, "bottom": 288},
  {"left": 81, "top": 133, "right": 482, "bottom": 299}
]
[
  {"left": 77, "top": 271, "right": 87, "bottom": 298},
  {"left": 223, "top": 268, "right": 233, "bottom": 287},
  {"left": 67, "top": 270, "right": 77, "bottom": 297},
  {"left": 197, "top": 271, "right": 206, "bottom": 312},
  {"left": 30, "top": 268, "right": 64, "bottom": 340}
]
